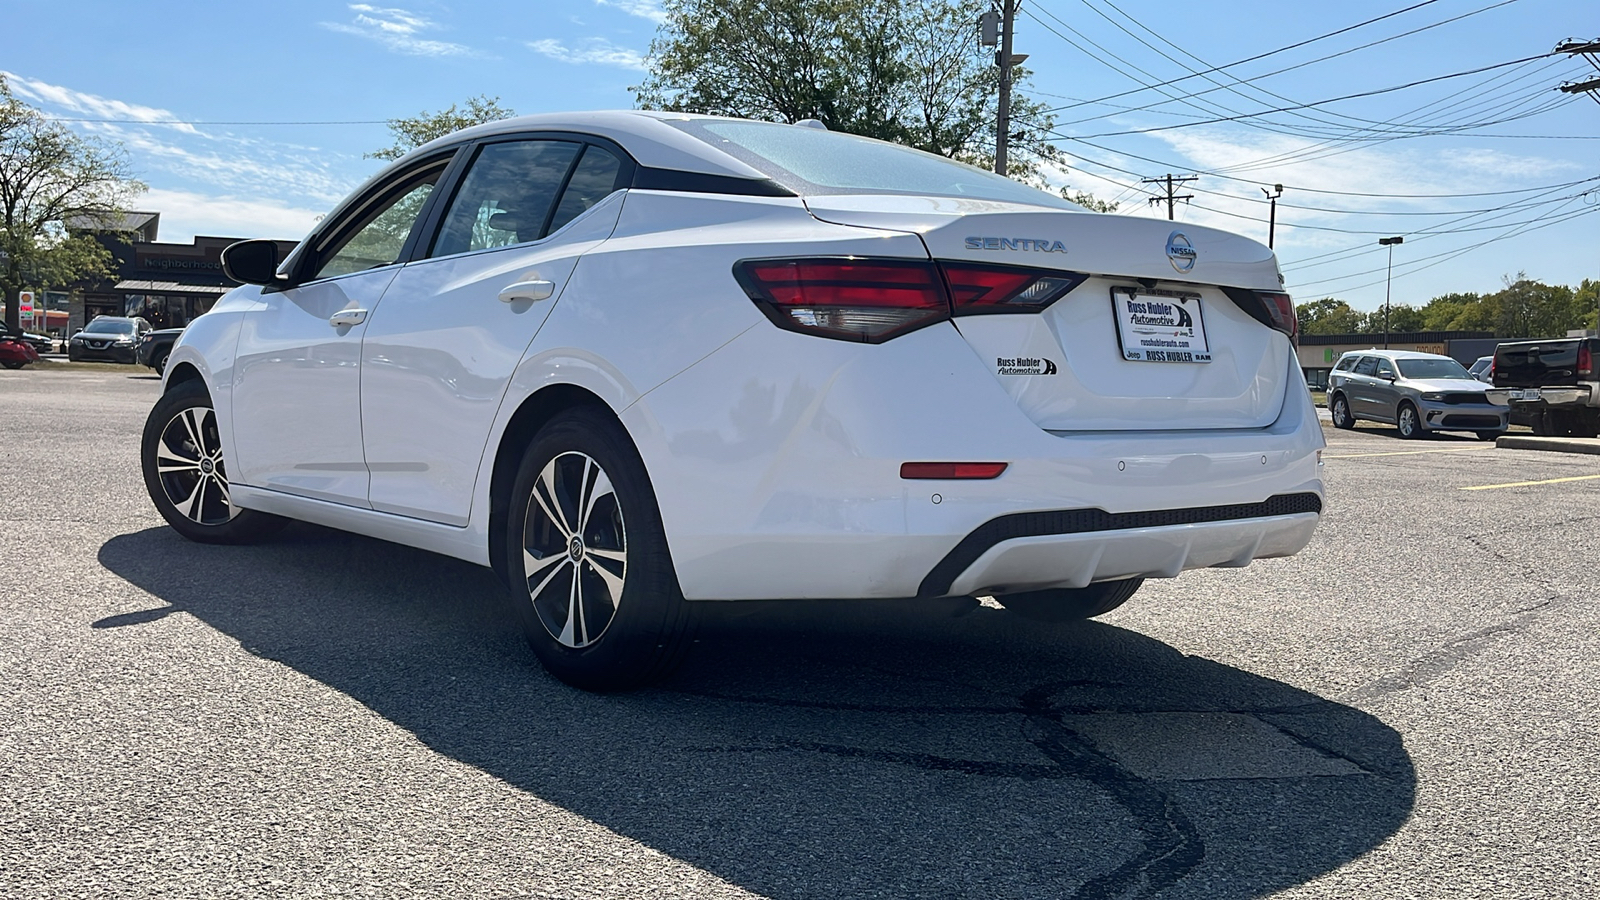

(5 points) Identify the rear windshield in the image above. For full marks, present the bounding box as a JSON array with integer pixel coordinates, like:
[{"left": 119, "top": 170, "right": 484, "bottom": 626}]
[
  {"left": 669, "top": 119, "right": 1080, "bottom": 209},
  {"left": 1397, "top": 358, "right": 1470, "bottom": 379},
  {"left": 84, "top": 319, "right": 135, "bottom": 334}
]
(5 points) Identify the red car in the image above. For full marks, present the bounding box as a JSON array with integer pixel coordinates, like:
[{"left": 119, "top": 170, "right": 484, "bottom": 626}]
[{"left": 0, "top": 333, "right": 40, "bottom": 369}]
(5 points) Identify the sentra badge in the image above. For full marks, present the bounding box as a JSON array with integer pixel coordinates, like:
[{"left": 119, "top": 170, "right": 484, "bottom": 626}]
[
  {"left": 1166, "top": 231, "right": 1197, "bottom": 273},
  {"left": 965, "top": 237, "right": 1068, "bottom": 253}
]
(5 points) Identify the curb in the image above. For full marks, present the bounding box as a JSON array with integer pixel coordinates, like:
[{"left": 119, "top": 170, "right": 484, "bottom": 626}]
[{"left": 1495, "top": 435, "right": 1600, "bottom": 456}]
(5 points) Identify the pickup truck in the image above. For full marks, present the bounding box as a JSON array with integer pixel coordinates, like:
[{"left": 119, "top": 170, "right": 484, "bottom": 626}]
[{"left": 1486, "top": 337, "right": 1600, "bottom": 436}]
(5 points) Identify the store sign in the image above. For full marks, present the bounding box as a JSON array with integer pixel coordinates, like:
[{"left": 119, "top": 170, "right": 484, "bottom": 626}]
[{"left": 18, "top": 291, "right": 34, "bottom": 326}]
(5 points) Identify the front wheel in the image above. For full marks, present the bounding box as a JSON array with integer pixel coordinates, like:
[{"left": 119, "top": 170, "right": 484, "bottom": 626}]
[
  {"left": 997, "top": 578, "right": 1144, "bottom": 622},
  {"left": 2, "top": 361, "right": 24, "bottom": 370},
  {"left": 503, "top": 409, "right": 695, "bottom": 691},
  {"left": 1476, "top": 430, "right": 1502, "bottom": 442},
  {"left": 1396, "top": 402, "right": 1424, "bottom": 439},
  {"left": 140, "top": 380, "right": 287, "bottom": 544},
  {"left": 1330, "top": 394, "right": 1355, "bottom": 429}
]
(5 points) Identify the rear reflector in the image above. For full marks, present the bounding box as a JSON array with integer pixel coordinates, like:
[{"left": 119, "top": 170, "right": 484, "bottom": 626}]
[
  {"left": 942, "top": 263, "right": 1088, "bottom": 314},
  {"left": 734, "top": 259, "right": 948, "bottom": 343},
  {"left": 900, "top": 462, "right": 1008, "bottom": 479}
]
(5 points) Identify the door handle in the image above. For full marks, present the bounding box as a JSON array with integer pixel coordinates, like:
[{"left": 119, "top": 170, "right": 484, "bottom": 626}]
[
  {"left": 329, "top": 308, "right": 368, "bottom": 327},
  {"left": 498, "top": 280, "right": 556, "bottom": 303}
]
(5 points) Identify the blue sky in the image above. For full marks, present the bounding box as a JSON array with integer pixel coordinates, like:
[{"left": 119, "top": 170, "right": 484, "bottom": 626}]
[{"left": 4, "top": 0, "right": 1596, "bottom": 312}]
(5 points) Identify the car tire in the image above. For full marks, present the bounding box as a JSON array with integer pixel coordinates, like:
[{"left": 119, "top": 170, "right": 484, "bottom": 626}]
[
  {"left": 502, "top": 408, "right": 696, "bottom": 692},
  {"left": 1476, "top": 430, "right": 1501, "bottom": 442},
  {"left": 997, "top": 578, "right": 1144, "bottom": 622},
  {"left": 1396, "top": 402, "right": 1423, "bottom": 439},
  {"left": 140, "top": 379, "right": 288, "bottom": 545},
  {"left": 2, "top": 361, "right": 24, "bottom": 370},
  {"left": 152, "top": 350, "right": 169, "bottom": 375},
  {"left": 1330, "top": 393, "right": 1356, "bottom": 429},
  {"left": 67, "top": 349, "right": 81, "bottom": 362}
]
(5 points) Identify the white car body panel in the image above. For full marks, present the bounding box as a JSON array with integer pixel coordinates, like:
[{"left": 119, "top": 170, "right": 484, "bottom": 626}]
[
  {"left": 359, "top": 192, "right": 626, "bottom": 526},
  {"left": 232, "top": 268, "right": 399, "bottom": 506},
  {"left": 166, "top": 110, "right": 1324, "bottom": 606}
]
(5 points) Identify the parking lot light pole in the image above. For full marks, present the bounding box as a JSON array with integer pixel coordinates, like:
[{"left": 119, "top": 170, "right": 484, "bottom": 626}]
[{"left": 1378, "top": 236, "right": 1404, "bottom": 349}]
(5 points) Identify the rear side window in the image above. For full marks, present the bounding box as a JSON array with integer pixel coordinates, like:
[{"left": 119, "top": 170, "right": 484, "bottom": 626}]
[
  {"left": 1334, "top": 356, "right": 1357, "bottom": 371},
  {"left": 430, "top": 140, "right": 582, "bottom": 258},
  {"left": 1353, "top": 356, "right": 1378, "bottom": 376},
  {"left": 548, "top": 146, "right": 623, "bottom": 234}
]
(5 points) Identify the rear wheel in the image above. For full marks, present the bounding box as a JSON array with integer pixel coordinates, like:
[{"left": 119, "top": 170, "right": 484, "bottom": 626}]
[
  {"left": 997, "top": 578, "right": 1144, "bottom": 622},
  {"left": 503, "top": 409, "right": 695, "bottom": 691},
  {"left": 2, "top": 361, "right": 24, "bottom": 370},
  {"left": 140, "top": 380, "right": 287, "bottom": 544},
  {"left": 151, "top": 350, "right": 170, "bottom": 375},
  {"left": 1396, "top": 402, "right": 1423, "bottom": 439},
  {"left": 1330, "top": 394, "right": 1355, "bottom": 429}
]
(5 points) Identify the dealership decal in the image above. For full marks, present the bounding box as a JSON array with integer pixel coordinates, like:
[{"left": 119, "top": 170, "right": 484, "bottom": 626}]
[{"left": 996, "top": 356, "right": 1058, "bottom": 375}]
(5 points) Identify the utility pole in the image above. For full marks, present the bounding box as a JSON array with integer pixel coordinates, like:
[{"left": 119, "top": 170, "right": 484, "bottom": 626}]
[
  {"left": 1556, "top": 39, "right": 1600, "bottom": 334},
  {"left": 1261, "top": 183, "right": 1283, "bottom": 249},
  {"left": 1379, "top": 236, "right": 1404, "bottom": 350},
  {"left": 1143, "top": 174, "right": 1196, "bottom": 220},
  {"left": 981, "top": 1, "right": 1023, "bottom": 176}
]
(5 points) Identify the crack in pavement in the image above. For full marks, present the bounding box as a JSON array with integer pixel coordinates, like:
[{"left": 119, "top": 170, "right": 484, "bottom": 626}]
[{"left": 1349, "top": 594, "right": 1565, "bottom": 702}]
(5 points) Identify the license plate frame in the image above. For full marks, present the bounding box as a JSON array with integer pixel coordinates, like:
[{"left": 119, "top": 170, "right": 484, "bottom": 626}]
[
  {"left": 1110, "top": 287, "right": 1211, "bottom": 363},
  {"left": 1511, "top": 388, "right": 1542, "bottom": 401}
]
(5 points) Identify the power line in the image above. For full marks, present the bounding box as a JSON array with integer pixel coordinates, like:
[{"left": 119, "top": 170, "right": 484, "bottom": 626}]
[{"left": 42, "top": 117, "right": 389, "bottom": 126}]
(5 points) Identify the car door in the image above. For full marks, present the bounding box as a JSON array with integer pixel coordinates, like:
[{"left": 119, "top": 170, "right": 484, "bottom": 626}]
[
  {"left": 1371, "top": 357, "right": 1400, "bottom": 422},
  {"left": 359, "top": 138, "right": 629, "bottom": 525},
  {"left": 1346, "top": 355, "right": 1379, "bottom": 416},
  {"left": 231, "top": 155, "right": 454, "bottom": 506}
]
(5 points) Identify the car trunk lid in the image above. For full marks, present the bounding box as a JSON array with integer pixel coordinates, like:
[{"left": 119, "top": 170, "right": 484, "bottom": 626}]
[{"left": 805, "top": 195, "right": 1293, "bottom": 431}]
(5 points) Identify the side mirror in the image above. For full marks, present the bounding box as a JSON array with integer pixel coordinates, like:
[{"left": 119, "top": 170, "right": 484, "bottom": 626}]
[{"left": 222, "top": 239, "right": 284, "bottom": 286}]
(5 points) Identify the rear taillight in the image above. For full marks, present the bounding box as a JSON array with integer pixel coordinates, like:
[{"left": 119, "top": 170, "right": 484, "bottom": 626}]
[
  {"left": 1579, "top": 344, "right": 1593, "bottom": 377},
  {"left": 1223, "top": 288, "right": 1297, "bottom": 339},
  {"left": 734, "top": 259, "right": 948, "bottom": 343},
  {"left": 941, "top": 263, "right": 1087, "bottom": 314},
  {"left": 734, "top": 258, "right": 1087, "bottom": 343}
]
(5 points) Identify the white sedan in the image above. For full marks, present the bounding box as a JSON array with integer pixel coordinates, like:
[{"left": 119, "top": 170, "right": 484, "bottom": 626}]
[{"left": 140, "top": 111, "right": 1324, "bottom": 690}]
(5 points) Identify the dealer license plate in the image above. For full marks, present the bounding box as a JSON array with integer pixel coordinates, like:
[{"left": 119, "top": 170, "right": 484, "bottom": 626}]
[
  {"left": 1111, "top": 289, "right": 1211, "bottom": 363},
  {"left": 1510, "top": 389, "right": 1541, "bottom": 401}
]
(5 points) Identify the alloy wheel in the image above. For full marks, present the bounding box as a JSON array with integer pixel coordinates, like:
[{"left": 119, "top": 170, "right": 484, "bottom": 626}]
[
  {"left": 522, "top": 451, "right": 627, "bottom": 649},
  {"left": 155, "top": 406, "right": 239, "bottom": 525}
]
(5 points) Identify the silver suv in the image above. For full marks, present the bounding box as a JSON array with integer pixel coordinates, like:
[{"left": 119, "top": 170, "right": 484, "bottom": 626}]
[{"left": 1328, "top": 349, "right": 1508, "bottom": 440}]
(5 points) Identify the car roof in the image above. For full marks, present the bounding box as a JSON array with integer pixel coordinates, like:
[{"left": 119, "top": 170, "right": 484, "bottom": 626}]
[
  {"left": 1338, "top": 349, "right": 1457, "bottom": 361},
  {"left": 403, "top": 110, "right": 772, "bottom": 181}
]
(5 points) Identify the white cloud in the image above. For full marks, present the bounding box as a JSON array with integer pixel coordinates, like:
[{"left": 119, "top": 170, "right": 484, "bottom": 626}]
[
  {"left": 528, "top": 37, "right": 647, "bottom": 71},
  {"left": 594, "top": 0, "right": 666, "bottom": 23},
  {"left": 140, "top": 188, "right": 323, "bottom": 243},
  {"left": 2, "top": 71, "right": 199, "bottom": 134},
  {"left": 322, "top": 4, "right": 476, "bottom": 57}
]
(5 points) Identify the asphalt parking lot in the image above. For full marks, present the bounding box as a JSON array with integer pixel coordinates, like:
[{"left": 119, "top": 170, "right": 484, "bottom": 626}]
[{"left": 3, "top": 367, "right": 1597, "bottom": 899}]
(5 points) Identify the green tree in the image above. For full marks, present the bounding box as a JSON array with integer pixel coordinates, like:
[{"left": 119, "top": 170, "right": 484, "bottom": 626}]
[
  {"left": 634, "top": 0, "right": 1060, "bottom": 182},
  {"left": 1418, "top": 292, "right": 1482, "bottom": 331},
  {"left": 1061, "top": 189, "right": 1117, "bottom": 213},
  {"left": 1360, "top": 303, "right": 1426, "bottom": 334},
  {"left": 1296, "top": 297, "right": 1363, "bottom": 335},
  {"left": 1488, "top": 274, "right": 1578, "bottom": 338},
  {"left": 0, "top": 74, "right": 142, "bottom": 333},
  {"left": 367, "top": 95, "right": 515, "bottom": 161},
  {"left": 1574, "top": 278, "right": 1599, "bottom": 332}
]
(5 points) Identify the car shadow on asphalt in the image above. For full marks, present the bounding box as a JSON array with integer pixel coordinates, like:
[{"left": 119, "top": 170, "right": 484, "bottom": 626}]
[{"left": 98, "top": 525, "right": 1414, "bottom": 900}]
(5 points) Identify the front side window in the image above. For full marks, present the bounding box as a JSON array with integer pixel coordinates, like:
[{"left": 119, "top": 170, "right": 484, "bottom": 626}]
[
  {"left": 430, "top": 140, "right": 582, "bottom": 258},
  {"left": 1375, "top": 359, "right": 1396, "bottom": 379},
  {"left": 314, "top": 162, "right": 449, "bottom": 281}
]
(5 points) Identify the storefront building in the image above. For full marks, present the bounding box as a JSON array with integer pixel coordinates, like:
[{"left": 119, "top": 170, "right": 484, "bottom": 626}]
[{"left": 66, "top": 212, "right": 298, "bottom": 334}]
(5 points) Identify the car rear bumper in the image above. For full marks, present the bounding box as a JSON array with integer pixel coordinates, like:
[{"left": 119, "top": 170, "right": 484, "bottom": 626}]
[
  {"left": 625, "top": 322, "right": 1325, "bottom": 601},
  {"left": 1485, "top": 386, "right": 1593, "bottom": 408}
]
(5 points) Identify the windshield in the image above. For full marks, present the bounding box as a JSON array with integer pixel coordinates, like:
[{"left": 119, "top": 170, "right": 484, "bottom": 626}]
[
  {"left": 670, "top": 119, "right": 1080, "bottom": 209},
  {"left": 1397, "top": 358, "right": 1471, "bottom": 380},
  {"left": 84, "top": 319, "right": 135, "bottom": 334}
]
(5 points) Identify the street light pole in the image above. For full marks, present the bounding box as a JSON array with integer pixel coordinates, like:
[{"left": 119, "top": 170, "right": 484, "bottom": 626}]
[
  {"left": 1378, "top": 236, "right": 1404, "bottom": 349},
  {"left": 1261, "top": 184, "right": 1283, "bottom": 249}
]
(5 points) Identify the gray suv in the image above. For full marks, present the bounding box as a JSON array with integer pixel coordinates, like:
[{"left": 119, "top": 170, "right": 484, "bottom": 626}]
[{"left": 1328, "top": 349, "right": 1508, "bottom": 440}]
